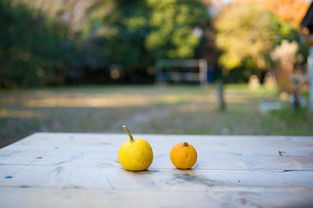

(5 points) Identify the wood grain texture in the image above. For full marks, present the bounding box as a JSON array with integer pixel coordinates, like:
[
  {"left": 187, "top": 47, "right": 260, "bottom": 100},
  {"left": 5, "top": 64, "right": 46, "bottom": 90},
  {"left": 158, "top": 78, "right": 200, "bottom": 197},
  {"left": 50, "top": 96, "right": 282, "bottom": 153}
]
[{"left": 0, "top": 133, "right": 313, "bottom": 208}]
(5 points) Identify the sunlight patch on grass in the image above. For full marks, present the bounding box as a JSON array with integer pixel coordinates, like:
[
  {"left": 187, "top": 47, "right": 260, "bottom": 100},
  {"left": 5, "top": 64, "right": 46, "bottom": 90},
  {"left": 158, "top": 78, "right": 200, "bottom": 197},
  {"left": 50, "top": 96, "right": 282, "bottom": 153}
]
[
  {"left": 0, "top": 85, "right": 311, "bottom": 149},
  {"left": 20, "top": 91, "right": 258, "bottom": 108},
  {"left": 23, "top": 97, "right": 153, "bottom": 108},
  {"left": 0, "top": 109, "right": 42, "bottom": 118},
  {"left": 20, "top": 92, "right": 213, "bottom": 108}
]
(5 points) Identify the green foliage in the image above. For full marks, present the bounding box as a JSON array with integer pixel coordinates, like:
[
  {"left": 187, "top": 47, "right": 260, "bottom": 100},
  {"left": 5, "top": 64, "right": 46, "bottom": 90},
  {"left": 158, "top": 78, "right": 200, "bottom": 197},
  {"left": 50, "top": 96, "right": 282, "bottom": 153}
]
[
  {"left": 215, "top": 4, "right": 302, "bottom": 72},
  {"left": 84, "top": 0, "right": 150, "bottom": 69},
  {"left": 1, "top": 0, "right": 309, "bottom": 87},
  {"left": 89, "top": 0, "right": 209, "bottom": 69},
  {"left": 145, "top": 0, "right": 208, "bottom": 59},
  {"left": 0, "top": 0, "right": 209, "bottom": 87},
  {"left": 0, "top": 0, "right": 72, "bottom": 87}
]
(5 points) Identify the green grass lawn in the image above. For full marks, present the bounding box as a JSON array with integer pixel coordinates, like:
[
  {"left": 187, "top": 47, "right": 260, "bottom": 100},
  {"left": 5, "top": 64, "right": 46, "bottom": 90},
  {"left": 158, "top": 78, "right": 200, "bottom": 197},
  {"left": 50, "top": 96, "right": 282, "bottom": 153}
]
[{"left": 0, "top": 85, "right": 312, "bottom": 148}]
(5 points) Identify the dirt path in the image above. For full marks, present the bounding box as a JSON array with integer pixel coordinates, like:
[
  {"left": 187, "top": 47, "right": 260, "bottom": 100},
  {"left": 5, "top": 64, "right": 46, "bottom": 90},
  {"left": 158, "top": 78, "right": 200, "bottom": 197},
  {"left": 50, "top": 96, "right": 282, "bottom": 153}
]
[{"left": 109, "top": 106, "right": 173, "bottom": 133}]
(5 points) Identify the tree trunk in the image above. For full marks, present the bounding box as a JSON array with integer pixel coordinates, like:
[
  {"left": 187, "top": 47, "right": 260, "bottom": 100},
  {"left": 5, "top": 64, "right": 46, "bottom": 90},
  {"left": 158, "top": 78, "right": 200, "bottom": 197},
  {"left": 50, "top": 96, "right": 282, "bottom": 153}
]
[{"left": 216, "top": 81, "right": 226, "bottom": 111}]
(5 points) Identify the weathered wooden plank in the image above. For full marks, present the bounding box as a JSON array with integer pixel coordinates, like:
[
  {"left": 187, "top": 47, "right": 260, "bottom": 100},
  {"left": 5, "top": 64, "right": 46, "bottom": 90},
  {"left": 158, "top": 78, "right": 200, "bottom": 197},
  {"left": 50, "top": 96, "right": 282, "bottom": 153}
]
[
  {"left": 1, "top": 165, "right": 313, "bottom": 189},
  {"left": 1, "top": 133, "right": 312, "bottom": 170},
  {"left": 0, "top": 187, "right": 312, "bottom": 208},
  {"left": 0, "top": 133, "right": 312, "bottom": 208}
]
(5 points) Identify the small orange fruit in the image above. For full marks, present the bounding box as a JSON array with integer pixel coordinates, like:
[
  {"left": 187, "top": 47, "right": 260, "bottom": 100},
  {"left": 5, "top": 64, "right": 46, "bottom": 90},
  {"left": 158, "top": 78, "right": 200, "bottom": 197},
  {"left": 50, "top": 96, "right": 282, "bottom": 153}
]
[{"left": 170, "top": 142, "right": 197, "bottom": 169}]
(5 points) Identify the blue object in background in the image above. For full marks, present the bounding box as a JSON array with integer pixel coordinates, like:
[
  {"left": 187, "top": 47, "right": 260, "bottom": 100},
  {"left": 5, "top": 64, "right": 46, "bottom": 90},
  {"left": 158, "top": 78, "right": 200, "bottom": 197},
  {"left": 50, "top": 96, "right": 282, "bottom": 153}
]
[{"left": 206, "top": 66, "right": 214, "bottom": 84}]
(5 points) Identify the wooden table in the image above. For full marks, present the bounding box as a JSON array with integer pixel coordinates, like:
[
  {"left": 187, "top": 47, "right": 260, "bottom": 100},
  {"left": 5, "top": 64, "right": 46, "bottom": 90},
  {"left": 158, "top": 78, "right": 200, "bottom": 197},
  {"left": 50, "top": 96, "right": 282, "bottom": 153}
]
[{"left": 0, "top": 133, "right": 313, "bottom": 208}]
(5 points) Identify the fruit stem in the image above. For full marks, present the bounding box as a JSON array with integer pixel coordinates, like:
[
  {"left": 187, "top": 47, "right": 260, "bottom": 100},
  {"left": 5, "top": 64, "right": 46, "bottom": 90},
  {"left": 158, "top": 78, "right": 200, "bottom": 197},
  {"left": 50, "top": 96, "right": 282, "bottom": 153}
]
[
  {"left": 184, "top": 142, "right": 189, "bottom": 146},
  {"left": 122, "top": 125, "right": 135, "bottom": 142}
]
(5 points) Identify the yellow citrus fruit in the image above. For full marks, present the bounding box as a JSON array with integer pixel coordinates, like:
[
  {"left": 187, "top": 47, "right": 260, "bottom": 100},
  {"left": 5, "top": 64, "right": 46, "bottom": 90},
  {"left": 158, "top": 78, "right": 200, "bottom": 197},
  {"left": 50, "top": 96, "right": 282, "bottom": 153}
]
[
  {"left": 170, "top": 142, "right": 197, "bottom": 169},
  {"left": 118, "top": 137, "right": 153, "bottom": 171}
]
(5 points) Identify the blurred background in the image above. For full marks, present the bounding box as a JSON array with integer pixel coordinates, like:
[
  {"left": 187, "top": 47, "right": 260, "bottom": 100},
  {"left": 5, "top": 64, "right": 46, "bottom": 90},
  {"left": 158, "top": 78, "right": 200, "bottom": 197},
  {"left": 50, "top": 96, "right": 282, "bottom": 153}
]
[{"left": 0, "top": 0, "right": 313, "bottom": 147}]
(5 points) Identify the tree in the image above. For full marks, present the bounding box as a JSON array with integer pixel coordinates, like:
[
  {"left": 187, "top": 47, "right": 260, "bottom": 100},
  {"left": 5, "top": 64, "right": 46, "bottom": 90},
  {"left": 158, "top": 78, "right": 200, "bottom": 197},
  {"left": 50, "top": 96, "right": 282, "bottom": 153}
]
[
  {"left": 236, "top": 0, "right": 309, "bottom": 28},
  {"left": 145, "top": 0, "right": 209, "bottom": 59},
  {"left": 0, "top": 0, "right": 73, "bottom": 87},
  {"left": 1, "top": 0, "right": 210, "bottom": 87},
  {"left": 15, "top": 0, "right": 98, "bottom": 34},
  {"left": 88, "top": 0, "right": 209, "bottom": 70},
  {"left": 215, "top": 4, "right": 300, "bottom": 73}
]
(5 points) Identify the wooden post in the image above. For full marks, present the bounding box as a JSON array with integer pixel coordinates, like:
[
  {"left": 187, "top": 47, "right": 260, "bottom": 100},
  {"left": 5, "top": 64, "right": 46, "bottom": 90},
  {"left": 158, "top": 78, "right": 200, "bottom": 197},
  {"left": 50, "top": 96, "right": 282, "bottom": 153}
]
[
  {"left": 155, "top": 61, "right": 165, "bottom": 86},
  {"left": 216, "top": 81, "right": 226, "bottom": 111},
  {"left": 309, "top": 47, "right": 313, "bottom": 112},
  {"left": 199, "top": 59, "right": 208, "bottom": 86}
]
